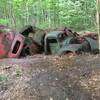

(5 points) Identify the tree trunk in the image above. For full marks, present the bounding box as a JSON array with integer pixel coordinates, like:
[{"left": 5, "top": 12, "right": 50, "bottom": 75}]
[{"left": 96, "top": 0, "right": 100, "bottom": 51}]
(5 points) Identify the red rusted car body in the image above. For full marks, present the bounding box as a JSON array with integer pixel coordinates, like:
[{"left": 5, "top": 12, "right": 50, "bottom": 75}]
[{"left": 0, "top": 25, "right": 25, "bottom": 58}]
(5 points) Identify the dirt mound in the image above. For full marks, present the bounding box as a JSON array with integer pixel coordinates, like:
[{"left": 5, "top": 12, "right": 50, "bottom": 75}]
[{"left": 0, "top": 54, "right": 100, "bottom": 100}]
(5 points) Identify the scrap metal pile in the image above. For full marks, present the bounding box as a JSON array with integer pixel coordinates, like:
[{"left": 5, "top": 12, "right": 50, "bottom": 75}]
[{"left": 0, "top": 25, "right": 99, "bottom": 58}]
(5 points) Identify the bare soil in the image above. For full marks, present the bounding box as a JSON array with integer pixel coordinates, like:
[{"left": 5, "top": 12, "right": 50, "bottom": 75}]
[{"left": 0, "top": 54, "right": 100, "bottom": 100}]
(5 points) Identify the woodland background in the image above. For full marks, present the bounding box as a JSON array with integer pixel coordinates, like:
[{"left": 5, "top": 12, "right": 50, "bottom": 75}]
[{"left": 0, "top": 0, "right": 98, "bottom": 32}]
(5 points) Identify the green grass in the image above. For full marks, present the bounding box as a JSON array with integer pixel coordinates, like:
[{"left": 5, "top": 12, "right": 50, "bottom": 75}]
[
  {"left": 0, "top": 74, "right": 8, "bottom": 82},
  {"left": 16, "top": 68, "right": 22, "bottom": 77}
]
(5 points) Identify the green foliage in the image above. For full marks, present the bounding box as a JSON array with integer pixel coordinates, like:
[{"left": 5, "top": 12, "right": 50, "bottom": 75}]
[
  {"left": 0, "top": 0, "right": 96, "bottom": 31},
  {"left": 0, "top": 19, "right": 9, "bottom": 25},
  {"left": 15, "top": 68, "right": 22, "bottom": 77},
  {"left": 0, "top": 74, "right": 8, "bottom": 82}
]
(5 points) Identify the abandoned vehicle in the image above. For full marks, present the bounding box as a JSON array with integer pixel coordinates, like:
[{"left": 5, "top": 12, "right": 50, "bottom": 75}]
[
  {"left": 44, "top": 30, "right": 99, "bottom": 55},
  {"left": 0, "top": 25, "right": 99, "bottom": 58},
  {"left": 0, "top": 25, "right": 25, "bottom": 58}
]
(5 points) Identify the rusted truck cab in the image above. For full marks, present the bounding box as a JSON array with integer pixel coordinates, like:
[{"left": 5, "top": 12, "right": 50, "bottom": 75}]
[
  {"left": 44, "top": 31, "right": 90, "bottom": 55},
  {"left": 0, "top": 25, "right": 25, "bottom": 58},
  {"left": 44, "top": 31, "right": 72, "bottom": 55},
  {"left": 44, "top": 31, "right": 99, "bottom": 55}
]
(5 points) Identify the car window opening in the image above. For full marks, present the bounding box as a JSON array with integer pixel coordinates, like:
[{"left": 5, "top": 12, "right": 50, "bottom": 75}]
[{"left": 12, "top": 41, "right": 20, "bottom": 54}]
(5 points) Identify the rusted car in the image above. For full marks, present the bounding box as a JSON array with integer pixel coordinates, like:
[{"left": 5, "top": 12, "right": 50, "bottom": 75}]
[
  {"left": 20, "top": 26, "right": 45, "bottom": 56},
  {"left": 20, "top": 26, "right": 99, "bottom": 56},
  {"left": 0, "top": 25, "right": 25, "bottom": 58},
  {"left": 44, "top": 31, "right": 99, "bottom": 55},
  {"left": 0, "top": 25, "right": 99, "bottom": 58}
]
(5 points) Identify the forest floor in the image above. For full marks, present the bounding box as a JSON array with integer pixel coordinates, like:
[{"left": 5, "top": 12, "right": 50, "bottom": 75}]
[{"left": 0, "top": 54, "right": 100, "bottom": 100}]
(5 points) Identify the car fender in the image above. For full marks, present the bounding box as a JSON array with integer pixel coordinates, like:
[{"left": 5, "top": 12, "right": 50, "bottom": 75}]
[
  {"left": 84, "top": 37, "right": 99, "bottom": 53},
  {"left": 58, "top": 44, "right": 82, "bottom": 56}
]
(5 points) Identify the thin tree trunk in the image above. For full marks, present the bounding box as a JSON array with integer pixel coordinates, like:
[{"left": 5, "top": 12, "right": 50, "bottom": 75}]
[{"left": 96, "top": 0, "right": 100, "bottom": 51}]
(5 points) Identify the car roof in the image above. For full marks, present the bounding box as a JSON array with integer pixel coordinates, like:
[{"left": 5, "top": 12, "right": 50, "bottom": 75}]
[{"left": 45, "top": 31, "right": 64, "bottom": 39}]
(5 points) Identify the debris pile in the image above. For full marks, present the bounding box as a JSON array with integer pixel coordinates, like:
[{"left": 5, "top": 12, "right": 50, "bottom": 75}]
[{"left": 0, "top": 25, "right": 99, "bottom": 58}]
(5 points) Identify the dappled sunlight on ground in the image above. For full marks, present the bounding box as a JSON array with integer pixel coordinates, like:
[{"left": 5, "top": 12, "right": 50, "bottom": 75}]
[{"left": 0, "top": 54, "right": 100, "bottom": 100}]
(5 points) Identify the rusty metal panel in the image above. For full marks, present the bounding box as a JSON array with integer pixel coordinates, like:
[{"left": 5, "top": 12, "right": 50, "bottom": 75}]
[
  {"left": 84, "top": 37, "right": 99, "bottom": 52},
  {"left": 58, "top": 44, "right": 82, "bottom": 55},
  {"left": 0, "top": 25, "right": 25, "bottom": 58},
  {"left": 8, "top": 33, "right": 25, "bottom": 58}
]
